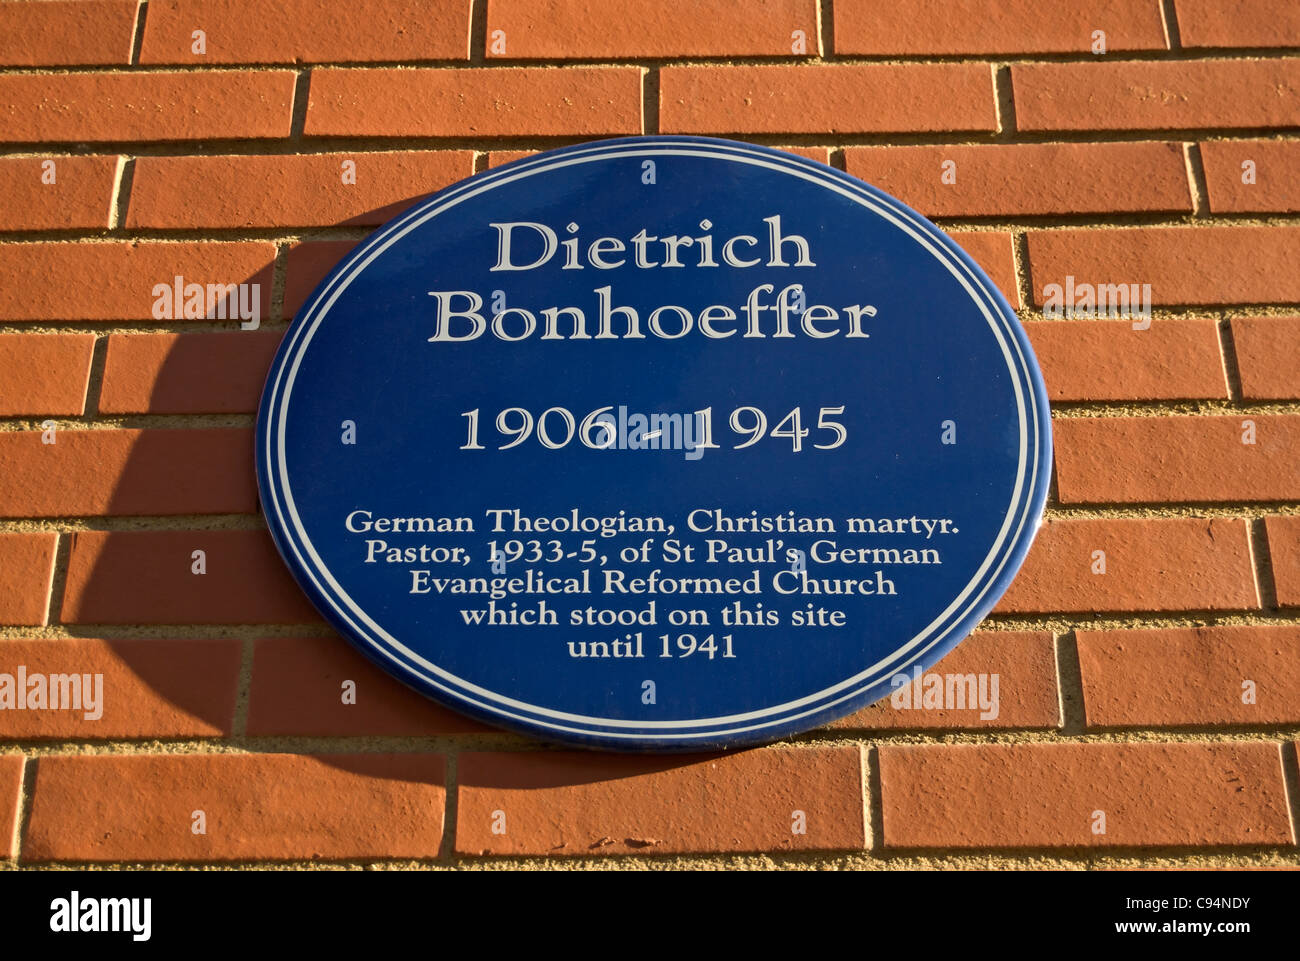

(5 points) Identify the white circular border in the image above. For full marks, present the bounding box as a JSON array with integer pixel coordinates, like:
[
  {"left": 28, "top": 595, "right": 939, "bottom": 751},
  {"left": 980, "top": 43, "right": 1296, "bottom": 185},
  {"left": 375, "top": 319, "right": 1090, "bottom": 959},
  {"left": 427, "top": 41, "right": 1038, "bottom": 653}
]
[{"left": 259, "top": 139, "right": 1047, "bottom": 743}]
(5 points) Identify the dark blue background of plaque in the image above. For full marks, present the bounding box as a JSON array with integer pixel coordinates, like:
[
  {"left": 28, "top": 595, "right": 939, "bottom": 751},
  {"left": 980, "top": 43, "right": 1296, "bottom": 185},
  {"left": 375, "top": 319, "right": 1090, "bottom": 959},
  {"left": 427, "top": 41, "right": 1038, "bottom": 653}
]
[{"left": 256, "top": 137, "right": 1051, "bottom": 750}]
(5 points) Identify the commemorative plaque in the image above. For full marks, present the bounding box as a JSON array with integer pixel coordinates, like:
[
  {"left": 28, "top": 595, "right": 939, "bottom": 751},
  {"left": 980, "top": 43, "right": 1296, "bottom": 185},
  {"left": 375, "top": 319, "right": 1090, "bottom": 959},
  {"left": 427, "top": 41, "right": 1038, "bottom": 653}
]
[{"left": 256, "top": 136, "right": 1051, "bottom": 750}]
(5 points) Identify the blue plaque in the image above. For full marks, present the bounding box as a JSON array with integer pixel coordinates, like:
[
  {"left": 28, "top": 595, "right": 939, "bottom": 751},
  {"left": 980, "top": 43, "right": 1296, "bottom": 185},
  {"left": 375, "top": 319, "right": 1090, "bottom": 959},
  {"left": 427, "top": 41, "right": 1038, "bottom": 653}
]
[{"left": 256, "top": 136, "right": 1051, "bottom": 751}]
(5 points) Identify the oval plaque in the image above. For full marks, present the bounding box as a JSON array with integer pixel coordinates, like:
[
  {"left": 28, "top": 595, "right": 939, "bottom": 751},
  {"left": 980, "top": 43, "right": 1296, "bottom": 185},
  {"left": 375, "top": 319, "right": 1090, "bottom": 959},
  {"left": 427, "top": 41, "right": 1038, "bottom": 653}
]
[{"left": 256, "top": 136, "right": 1051, "bottom": 750}]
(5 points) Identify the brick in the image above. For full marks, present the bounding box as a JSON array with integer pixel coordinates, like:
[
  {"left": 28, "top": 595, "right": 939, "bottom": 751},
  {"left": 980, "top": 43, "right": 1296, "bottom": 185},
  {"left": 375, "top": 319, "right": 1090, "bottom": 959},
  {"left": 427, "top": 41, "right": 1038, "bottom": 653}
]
[
  {"left": 305, "top": 67, "right": 642, "bottom": 138},
  {"left": 487, "top": 144, "right": 832, "bottom": 169},
  {"left": 1027, "top": 227, "right": 1300, "bottom": 307},
  {"left": 140, "top": 0, "right": 470, "bottom": 64},
  {"left": 879, "top": 741, "right": 1292, "bottom": 848},
  {"left": 284, "top": 240, "right": 360, "bottom": 316},
  {"left": 246, "top": 636, "right": 489, "bottom": 736},
  {"left": 1175, "top": 0, "right": 1300, "bottom": 48},
  {"left": 0, "top": 533, "right": 56, "bottom": 625},
  {"left": 660, "top": 64, "right": 997, "bottom": 135},
  {"left": 1266, "top": 515, "right": 1300, "bottom": 607},
  {"left": 457, "top": 747, "right": 864, "bottom": 856},
  {"left": 99, "top": 331, "right": 282, "bottom": 414},
  {"left": 486, "top": 0, "right": 818, "bottom": 58},
  {"left": 825, "top": 631, "right": 1059, "bottom": 731},
  {"left": 0, "top": 242, "right": 274, "bottom": 323},
  {"left": 0, "top": 755, "right": 20, "bottom": 858},
  {"left": 486, "top": 150, "right": 539, "bottom": 168},
  {"left": 1233, "top": 317, "right": 1300, "bottom": 400},
  {"left": 1054, "top": 415, "right": 1300, "bottom": 504},
  {"left": 24, "top": 753, "right": 446, "bottom": 862},
  {"left": 845, "top": 142, "right": 1192, "bottom": 218},
  {"left": 1012, "top": 60, "right": 1300, "bottom": 131},
  {"left": 0, "top": 334, "right": 96, "bottom": 416},
  {"left": 996, "top": 517, "right": 1258, "bottom": 614},
  {"left": 0, "top": 71, "right": 295, "bottom": 143},
  {"left": 0, "top": 0, "right": 137, "bottom": 66},
  {"left": 835, "top": 0, "right": 1168, "bottom": 54},
  {"left": 767, "top": 145, "right": 833, "bottom": 165},
  {"left": 950, "top": 231, "right": 1020, "bottom": 308},
  {"left": 0, "top": 156, "right": 118, "bottom": 231},
  {"left": 128, "top": 151, "right": 474, "bottom": 229},
  {"left": 0, "top": 429, "right": 256, "bottom": 517},
  {"left": 1077, "top": 625, "right": 1300, "bottom": 727},
  {"left": 61, "top": 530, "right": 323, "bottom": 625},
  {"left": 1025, "top": 319, "right": 1227, "bottom": 402},
  {"left": 1201, "top": 141, "right": 1300, "bottom": 213},
  {"left": 0, "top": 638, "right": 241, "bottom": 739}
]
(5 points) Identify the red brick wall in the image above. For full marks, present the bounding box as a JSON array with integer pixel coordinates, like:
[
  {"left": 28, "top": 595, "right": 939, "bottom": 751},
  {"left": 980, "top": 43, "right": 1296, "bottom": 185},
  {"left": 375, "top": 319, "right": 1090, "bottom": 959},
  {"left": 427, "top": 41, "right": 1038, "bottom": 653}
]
[{"left": 0, "top": 0, "right": 1297, "bottom": 867}]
